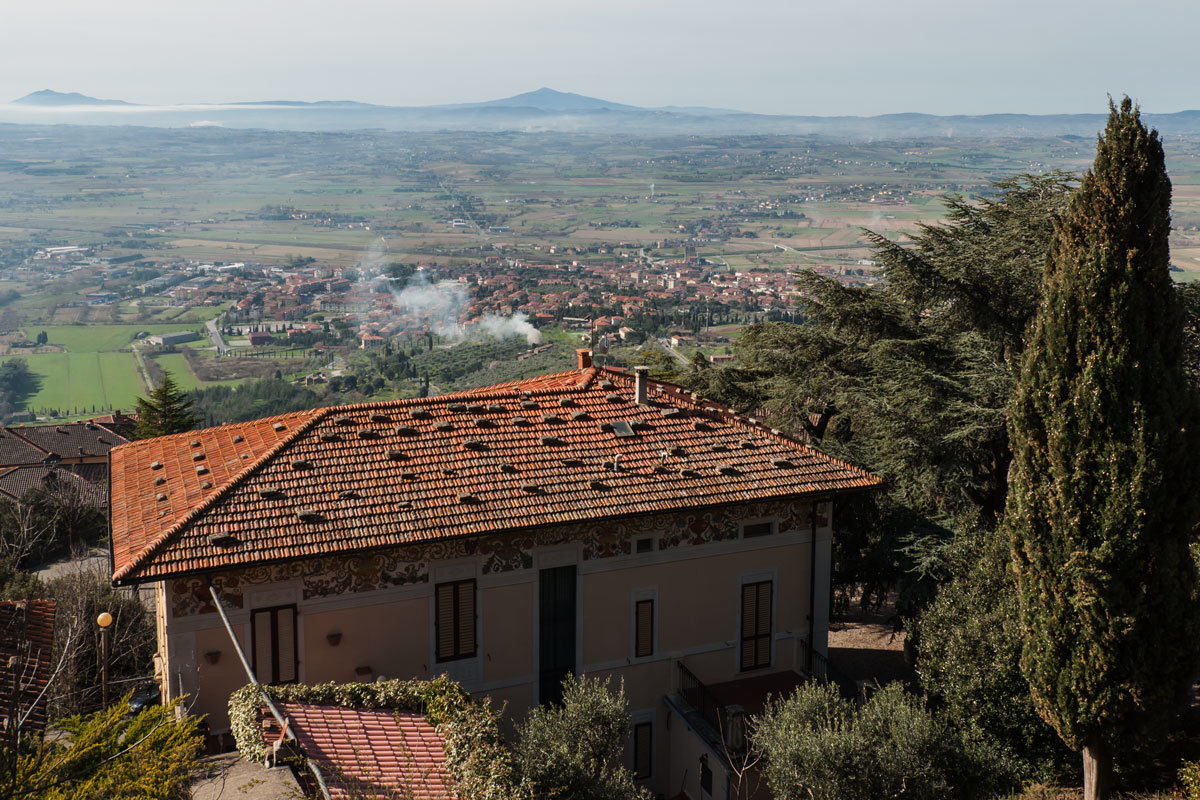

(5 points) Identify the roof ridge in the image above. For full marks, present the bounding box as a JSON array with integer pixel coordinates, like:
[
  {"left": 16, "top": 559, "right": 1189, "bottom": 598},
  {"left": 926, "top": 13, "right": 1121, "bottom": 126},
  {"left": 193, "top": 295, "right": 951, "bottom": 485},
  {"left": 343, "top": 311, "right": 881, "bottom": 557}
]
[{"left": 112, "top": 407, "right": 332, "bottom": 582}]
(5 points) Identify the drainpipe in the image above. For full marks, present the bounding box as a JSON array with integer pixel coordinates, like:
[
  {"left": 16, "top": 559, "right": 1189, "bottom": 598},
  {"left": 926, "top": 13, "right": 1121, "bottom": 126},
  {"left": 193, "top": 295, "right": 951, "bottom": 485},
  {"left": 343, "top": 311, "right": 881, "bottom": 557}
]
[
  {"left": 808, "top": 504, "right": 818, "bottom": 674},
  {"left": 207, "top": 582, "right": 331, "bottom": 800}
]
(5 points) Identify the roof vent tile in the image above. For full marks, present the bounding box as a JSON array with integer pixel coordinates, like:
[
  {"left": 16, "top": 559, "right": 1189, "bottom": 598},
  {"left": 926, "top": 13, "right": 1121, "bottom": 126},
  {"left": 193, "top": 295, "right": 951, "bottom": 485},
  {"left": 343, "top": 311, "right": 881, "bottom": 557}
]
[
  {"left": 520, "top": 483, "right": 541, "bottom": 493},
  {"left": 320, "top": 431, "right": 340, "bottom": 442},
  {"left": 463, "top": 439, "right": 488, "bottom": 451},
  {"left": 232, "top": 434, "right": 244, "bottom": 443},
  {"left": 716, "top": 463, "right": 741, "bottom": 476},
  {"left": 486, "top": 403, "right": 506, "bottom": 413},
  {"left": 561, "top": 458, "right": 585, "bottom": 467},
  {"left": 679, "top": 468, "right": 700, "bottom": 478},
  {"left": 150, "top": 461, "right": 162, "bottom": 470},
  {"left": 207, "top": 532, "right": 238, "bottom": 547},
  {"left": 571, "top": 410, "right": 590, "bottom": 421},
  {"left": 631, "top": 418, "right": 650, "bottom": 429},
  {"left": 393, "top": 425, "right": 419, "bottom": 437},
  {"left": 433, "top": 421, "right": 455, "bottom": 432},
  {"left": 200, "top": 481, "right": 213, "bottom": 490},
  {"left": 588, "top": 479, "right": 610, "bottom": 490},
  {"left": 541, "top": 435, "right": 564, "bottom": 446},
  {"left": 739, "top": 440, "right": 756, "bottom": 449},
  {"left": 541, "top": 414, "right": 563, "bottom": 424},
  {"left": 387, "top": 449, "right": 408, "bottom": 461},
  {"left": 447, "top": 403, "right": 467, "bottom": 413},
  {"left": 599, "top": 380, "right": 615, "bottom": 390},
  {"left": 511, "top": 416, "right": 530, "bottom": 426},
  {"left": 409, "top": 408, "right": 431, "bottom": 419},
  {"left": 400, "top": 471, "right": 418, "bottom": 481},
  {"left": 195, "top": 465, "right": 209, "bottom": 475},
  {"left": 369, "top": 413, "right": 390, "bottom": 423},
  {"left": 334, "top": 415, "right": 354, "bottom": 426},
  {"left": 521, "top": 400, "right": 539, "bottom": 410},
  {"left": 190, "top": 439, "right": 201, "bottom": 448},
  {"left": 605, "top": 393, "right": 624, "bottom": 403},
  {"left": 296, "top": 508, "right": 322, "bottom": 522},
  {"left": 457, "top": 493, "right": 482, "bottom": 504},
  {"left": 558, "top": 398, "right": 576, "bottom": 407},
  {"left": 500, "top": 463, "right": 519, "bottom": 473},
  {"left": 466, "top": 403, "right": 485, "bottom": 414},
  {"left": 661, "top": 408, "right": 681, "bottom": 418},
  {"left": 771, "top": 458, "right": 795, "bottom": 468},
  {"left": 155, "top": 492, "right": 167, "bottom": 502},
  {"left": 474, "top": 418, "right": 495, "bottom": 428},
  {"left": 291, "top": 459, "right": 313, "bottom": 470},
  {"left": 192, "top": 452, "right": 206, "bottom": 462},
  {"left": 258, "top": 486, "right": 283, "bottom": 498},
  {"left": 154, "top": 476, "right": 166, "bottom": 486},
  {"left": 358, "top": 429, "right": 379, "bottom": 440},
  {"left": 339, "top": 489, "right": 361, "bottom": 499},
  {"left": 273, "top": 423, "right": 286, "bottom": 432}
]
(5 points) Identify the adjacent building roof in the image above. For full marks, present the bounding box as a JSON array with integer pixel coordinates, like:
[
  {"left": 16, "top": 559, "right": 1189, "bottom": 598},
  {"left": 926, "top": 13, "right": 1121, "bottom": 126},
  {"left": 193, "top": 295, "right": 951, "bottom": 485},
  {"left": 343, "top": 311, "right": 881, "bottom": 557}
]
[
  {"left": 275, "top": 703, "right": 454, "bottom": 800},
  {"left": 0, "top": 429, "right": 50, "bottom": 468},
  {"left": 109, "top": 367, "right": 881, "bottom": 584},
  {"left": 8, "top": 421, "right": 127, "bottom": 461},
  {"left": 0, "top": 464, "right": 105, "bottom": 505},
  {"left": 0, "top": 600, "right": 57, "bottom": 734}
]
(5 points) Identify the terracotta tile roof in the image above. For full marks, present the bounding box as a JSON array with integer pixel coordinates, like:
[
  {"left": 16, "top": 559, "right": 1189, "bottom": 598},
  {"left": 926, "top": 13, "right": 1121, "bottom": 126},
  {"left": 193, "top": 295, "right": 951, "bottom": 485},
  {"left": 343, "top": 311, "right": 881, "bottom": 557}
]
[
  {"left": 109, "top": 368, "right": 881, "bottom": 584},
  {"left": 109, "top": 409, "right": 321, "bottom": 583},
  {"left": 274, "top": 703, "right": 453, "bottom": 800},
  {"left": 8, "top": 422, "right": 128, "bottom": 461},
  {"left": 0, "top": 600, "right": 57, "bottom": 734}
]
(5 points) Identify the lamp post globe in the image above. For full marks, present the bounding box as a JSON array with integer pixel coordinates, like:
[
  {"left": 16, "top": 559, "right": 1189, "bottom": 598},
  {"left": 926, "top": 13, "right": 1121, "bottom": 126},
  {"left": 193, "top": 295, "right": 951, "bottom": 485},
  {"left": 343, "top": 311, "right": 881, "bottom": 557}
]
[{"left": 96, "top": 611, "right": 113, "bottom": 629}]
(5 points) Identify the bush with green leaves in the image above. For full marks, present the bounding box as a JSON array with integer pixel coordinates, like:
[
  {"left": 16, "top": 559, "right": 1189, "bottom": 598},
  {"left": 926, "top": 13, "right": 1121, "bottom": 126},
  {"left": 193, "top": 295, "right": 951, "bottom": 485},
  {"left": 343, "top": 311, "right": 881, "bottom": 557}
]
[
  {"left": 753, "top": 681, "right": 1020, "bottom": 800},
  {"left": 514, "top": 675, "right": 651, "bottom": 800},
  {"left": 7, "top": 696, "right": 202, "bottom": 800}
]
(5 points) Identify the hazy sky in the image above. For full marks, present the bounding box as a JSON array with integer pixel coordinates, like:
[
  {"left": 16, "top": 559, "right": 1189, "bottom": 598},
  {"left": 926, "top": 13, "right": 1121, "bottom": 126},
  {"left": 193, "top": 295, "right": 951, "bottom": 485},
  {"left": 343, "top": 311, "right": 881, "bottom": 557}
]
[{"left": 2, "top": 0, "right": 1195, "bottom": 116}]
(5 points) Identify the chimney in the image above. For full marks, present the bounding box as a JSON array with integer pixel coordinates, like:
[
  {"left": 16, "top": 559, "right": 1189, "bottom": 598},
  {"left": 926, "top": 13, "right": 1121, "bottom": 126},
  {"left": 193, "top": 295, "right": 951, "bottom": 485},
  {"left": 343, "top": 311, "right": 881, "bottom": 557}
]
[
  {"left": 634, "top": 366, "right": 650, "bottom": 405},
  {"left": 576, "top": 348, "right": 593, "bottom": 370}
]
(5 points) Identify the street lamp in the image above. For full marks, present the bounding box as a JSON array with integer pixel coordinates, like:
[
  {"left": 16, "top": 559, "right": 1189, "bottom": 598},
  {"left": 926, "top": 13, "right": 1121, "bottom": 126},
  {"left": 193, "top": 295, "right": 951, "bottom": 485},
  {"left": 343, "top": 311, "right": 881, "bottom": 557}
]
[{"left": 96, "top": 612, "right": 113, "bottom": 708}]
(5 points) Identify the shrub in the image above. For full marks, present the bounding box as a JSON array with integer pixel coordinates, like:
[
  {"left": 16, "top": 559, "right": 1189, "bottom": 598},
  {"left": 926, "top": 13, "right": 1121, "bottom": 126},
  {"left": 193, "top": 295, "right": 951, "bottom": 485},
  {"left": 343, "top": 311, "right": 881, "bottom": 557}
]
[
  {"left": 514, "top": 675, "right": 651, "bottom": 800},
  {"left": 753, "top": 681, "right": 1020, "bottom": 800}
]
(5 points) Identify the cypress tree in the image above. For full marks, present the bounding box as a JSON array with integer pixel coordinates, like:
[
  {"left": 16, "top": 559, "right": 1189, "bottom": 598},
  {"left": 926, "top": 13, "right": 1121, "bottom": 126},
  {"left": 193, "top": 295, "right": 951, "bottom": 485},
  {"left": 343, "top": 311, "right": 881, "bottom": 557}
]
[
  {"left": 133, "top": 371, "right": 199, "bottom": 439},
  {"left": 1007, "top": 98, "right": 1200, "bottom": 799}
]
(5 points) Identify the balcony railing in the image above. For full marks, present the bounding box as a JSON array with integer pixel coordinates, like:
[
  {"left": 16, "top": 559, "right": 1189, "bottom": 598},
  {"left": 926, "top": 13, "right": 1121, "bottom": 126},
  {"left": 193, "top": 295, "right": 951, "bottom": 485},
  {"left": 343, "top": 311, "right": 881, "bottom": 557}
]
[{"left": 677, "top": 660, "right": 725, "bottom": 738}]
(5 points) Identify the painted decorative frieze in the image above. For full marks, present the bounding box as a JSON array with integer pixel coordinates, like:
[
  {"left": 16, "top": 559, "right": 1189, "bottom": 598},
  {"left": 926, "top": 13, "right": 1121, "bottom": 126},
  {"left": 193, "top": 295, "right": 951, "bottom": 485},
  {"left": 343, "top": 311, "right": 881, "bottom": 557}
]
[{"left": 170, "top": 498, "right": 825, "bottom": 617}]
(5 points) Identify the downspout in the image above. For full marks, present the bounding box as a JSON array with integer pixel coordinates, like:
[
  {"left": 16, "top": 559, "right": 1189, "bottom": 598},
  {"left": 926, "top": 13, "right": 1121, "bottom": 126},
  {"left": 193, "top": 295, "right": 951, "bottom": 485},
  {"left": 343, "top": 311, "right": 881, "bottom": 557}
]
[
  {"left": 807, "top": 503, "right": 818, "bottom": 674},
  {"left": 207, "top": 582, "right": 331, "bottom": 800}
]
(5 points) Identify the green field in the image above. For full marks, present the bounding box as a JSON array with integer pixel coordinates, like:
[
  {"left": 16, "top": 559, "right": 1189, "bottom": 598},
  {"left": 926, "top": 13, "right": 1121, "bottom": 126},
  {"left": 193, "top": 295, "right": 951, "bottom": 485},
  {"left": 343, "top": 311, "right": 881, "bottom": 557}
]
[
  {"left": 28, "top": 324, "right": 205, "bottom": 353},
  {"left": 0, "top": 351, "right": 146, "bottom": 415},
  {"left": 151, "top": 352, "right": 241, "bottom": 392}
]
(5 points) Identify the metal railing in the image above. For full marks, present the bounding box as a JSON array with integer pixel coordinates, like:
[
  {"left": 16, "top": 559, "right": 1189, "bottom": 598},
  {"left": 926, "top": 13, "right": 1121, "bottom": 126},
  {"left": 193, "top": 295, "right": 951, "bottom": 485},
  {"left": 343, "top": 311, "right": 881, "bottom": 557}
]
[
  {"left": 797, "top": 636, "right": 830, "bottom": 681},
  {"left": 677, "top": 661, "right": 724, "bottom": 737}
]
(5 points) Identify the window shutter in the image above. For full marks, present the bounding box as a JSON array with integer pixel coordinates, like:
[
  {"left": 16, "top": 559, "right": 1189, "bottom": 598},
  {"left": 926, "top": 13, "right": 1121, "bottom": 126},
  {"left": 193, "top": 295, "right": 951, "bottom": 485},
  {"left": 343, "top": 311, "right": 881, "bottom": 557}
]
[
  {"left": 457, "top": 581, "right": 475, "bottom": 657},
  {"left": 740, "top": 581, "right": 772, "bottom": 671},
  {"left": 756, "top": 582, "right": 772, "bottom": 666},
  {"left": 436, "top": 583, "right": 456, "bottom": 661},
  {"left": 635, "top": 599, "right": 654, "bottom": 658},
  {"left": 252, "top": 610, "right": 273, "bottom": 682}
]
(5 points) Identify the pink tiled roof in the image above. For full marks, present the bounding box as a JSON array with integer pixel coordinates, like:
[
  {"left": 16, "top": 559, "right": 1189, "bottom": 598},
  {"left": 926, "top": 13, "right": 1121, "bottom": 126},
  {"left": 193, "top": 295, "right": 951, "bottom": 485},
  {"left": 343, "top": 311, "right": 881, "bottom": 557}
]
[{"left": 278, "top": 703, "right": 453, "bottom": 800}]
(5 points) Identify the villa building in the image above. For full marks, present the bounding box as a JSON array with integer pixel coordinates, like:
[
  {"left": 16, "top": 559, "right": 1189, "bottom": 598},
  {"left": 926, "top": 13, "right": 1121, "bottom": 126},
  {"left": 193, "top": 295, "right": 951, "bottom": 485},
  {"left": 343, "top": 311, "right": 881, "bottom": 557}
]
[{"left": 107, "top": 353, "right": 880, "bottom": 798}]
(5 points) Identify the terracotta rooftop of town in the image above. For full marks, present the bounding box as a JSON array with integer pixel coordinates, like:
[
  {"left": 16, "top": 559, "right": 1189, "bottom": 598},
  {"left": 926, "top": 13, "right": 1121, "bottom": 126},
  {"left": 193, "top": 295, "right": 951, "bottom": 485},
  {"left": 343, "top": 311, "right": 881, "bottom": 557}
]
[
  {"left": 109, "top": 364, "right": 881, "bottom": 584},
  {"left": 0, "top": 464, "right": 106, "bottom": 505},
  {"left": 5, "top": 421, "right": 127, "bottom": 461},
  {"left": 270, "top": 703, "right": 454, "bottom": 800},
  {"left": 0, "top": 600, "right": 57, "bottom": 734}
]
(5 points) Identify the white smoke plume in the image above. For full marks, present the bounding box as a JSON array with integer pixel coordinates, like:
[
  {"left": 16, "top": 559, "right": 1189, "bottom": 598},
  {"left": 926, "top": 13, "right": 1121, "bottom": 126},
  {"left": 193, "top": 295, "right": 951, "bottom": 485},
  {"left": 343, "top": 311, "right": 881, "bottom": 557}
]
[{"left": 390, "top": 271, "right": 542, "bottom": 345}]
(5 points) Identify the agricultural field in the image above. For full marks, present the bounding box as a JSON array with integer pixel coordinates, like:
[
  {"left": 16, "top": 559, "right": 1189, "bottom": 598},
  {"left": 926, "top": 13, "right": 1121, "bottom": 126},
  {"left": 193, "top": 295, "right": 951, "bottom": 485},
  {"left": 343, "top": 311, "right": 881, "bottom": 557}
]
[{"left": 0, "top": 351, "right": 144, "bottom": 416}]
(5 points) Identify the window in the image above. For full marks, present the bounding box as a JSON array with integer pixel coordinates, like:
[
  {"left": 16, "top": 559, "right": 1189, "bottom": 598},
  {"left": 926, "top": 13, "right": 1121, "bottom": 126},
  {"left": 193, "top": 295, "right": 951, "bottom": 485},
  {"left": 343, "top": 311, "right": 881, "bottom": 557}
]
[
  {"left": 700, "top": 753, "right": 713, "bottom": 796},
  {"left": 633, "top": 721, "right": 653, "bottom": 780},
  {"left": 436, "top": 580, "right": 476, "bottom": 662},
  {"left": 251, "top": 605, "right": 297, "bottom": 685},
  {"left": 740, "top": 580, "right": 772, "bottom": 671},
  {"left": 741, "top": 520, "right": 776, "bottom": 538},
  {"left": 634, "top": 536, "right": 654, "bottom": 554},
  {"left": 635, "top": 599, "right": 655, "bottom": 658}
]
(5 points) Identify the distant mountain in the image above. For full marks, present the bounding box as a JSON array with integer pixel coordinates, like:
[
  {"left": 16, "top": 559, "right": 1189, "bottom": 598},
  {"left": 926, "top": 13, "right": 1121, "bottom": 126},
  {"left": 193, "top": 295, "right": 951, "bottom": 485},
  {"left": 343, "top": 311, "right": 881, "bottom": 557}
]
[
  {"left": 5, "top": 88, "right": 1200, "bottom": 140},
  {"left": 449, "top": 87, "right": 640, "bottom": 112},
  {"left": 12, "top": 89, "right": 134, "bottom": 106}
]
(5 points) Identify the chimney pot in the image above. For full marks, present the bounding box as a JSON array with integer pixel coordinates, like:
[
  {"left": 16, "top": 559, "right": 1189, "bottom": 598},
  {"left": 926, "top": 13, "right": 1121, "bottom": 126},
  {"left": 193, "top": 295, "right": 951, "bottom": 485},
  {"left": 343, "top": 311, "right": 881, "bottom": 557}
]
[
  {"left": 576, "top": 348, "right": 593, "bottom": 370},
  {"left": 634, "top": 366, "right": 650, "bottom": 405}
]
